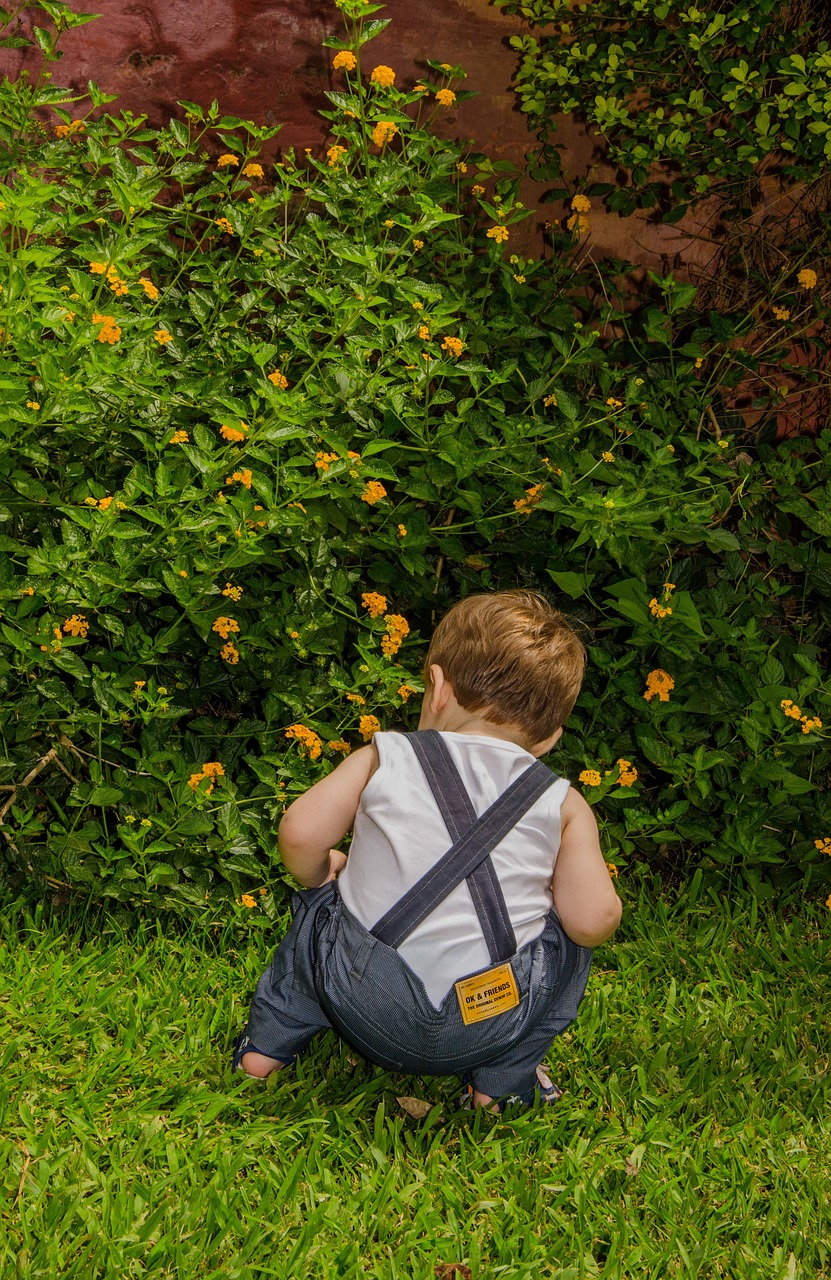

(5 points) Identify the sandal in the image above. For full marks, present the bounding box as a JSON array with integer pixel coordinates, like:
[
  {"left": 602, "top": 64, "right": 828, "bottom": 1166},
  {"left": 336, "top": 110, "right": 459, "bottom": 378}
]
[{"left": 458, "top": 1063, "right": 563, "bottom": 1111}]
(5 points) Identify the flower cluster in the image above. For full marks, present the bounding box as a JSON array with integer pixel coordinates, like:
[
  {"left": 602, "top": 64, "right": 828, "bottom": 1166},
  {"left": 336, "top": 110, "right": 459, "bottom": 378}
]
[
  {"left": 327, "top": 145, "right": 347, "bottom": 168},
  {"left": 815, "top": 837, "right": 831, "bottom": 855},
  {"left": 329, "top": 739, "right": 351, "bottom": 755},
  {"left": 579, "top": 769, "right": 602, "bottom": 786},
  {"left": 615, "top": 759, "right": 638, "bottom": 786},
  {"left": 243, "top": 162, "right": 264, "bottom": 179},
  {"left": 91, "top": 313, "right": 121, "bottom": 344},
  {"left": 649, "top": 583, "right": 675, "bottom": 619},
  {"left": 359, "top": 715, "right": 381, "bottom": 741},
  {"left": 780, "top": 700, "right": 823, "bottom": 734},
  {"left": 55, "top": 118, "right": 86, "bottom": 139},
  {"left": 316, "top": 451, "right": 338, "bottom": 471},
  {"left": 169, "top": 430, "right": 188, "bottom": 445},
  {"left": 220, "top": 421, "right": 248, "bottom": 443},
  {"left": 286, "top": 723, "right": 323, "bottom": 759},
  {"left": 772, "top": 305, "right": 790, "bottom": 321},
  {"left": 333, "top": 50, "right": 357, "bottom": 71},
  {"left": 154, "top": 328, "right": 172, "bottom": 345},
  {"left": 397, "top": 685, "right": 415, "bottom": 702},
  {"left": 222, "top": 582, "right": 243, "bottom": 602},
  {"left": 514, "top": 482, "right": 545, "bottom": 513},
  {"left": 361, "top": 480, "right": 387, "bottom": 505},
  {"left": 267, "top": 369, "right": 288, "bottom": 389},
  {"left": 486, "top": 225, "right": 509, "bottom": 244},
  {"left": 372, "top": 121, "right": 398, "bottom": 147},
  {"left": 62, "top": 614, "right": 89, "bottom": 638},
  {"left": 217, "top": 154, "right": 239, "bottom": 167},
  {"left": 362, "top": 591, "right": 388, "bottom": 618},
  {"left": 441, "top": 336, "right": 464, "bottom": 357},
  {"left": 381, "top": 613, "right": 410, "bottom": 658},
  {"left": 226, "top": 468, "right": 253, "bottom": 489},
  {"left": 370, "top": 65, "right": 395, "bottom": 87},
  {"left": 215, "top": 217, "right": 234, "bottom": 235},
  {"left": 644, "top": 669, "right": 675, "bottom": 703},
  {"left": 436, "top": 89, "right": 456, "bottom": 106},
  {"left": 188, "top": 761, "right": 225, "bottom": 793},
  {"left": 566, "top": 213, "right": 589, "bottom": 234},
  {"left": 221, "top": 642, "right": 240, "bottom": 664},
  {"left": 212, "top": 616, "right": 240, "bottom": 640},
  {"left": 797, "top": 267, "right": 817, "bottom": 289},
  {"left": 571, "top": 193, "right": 591, "bottom": 213}
]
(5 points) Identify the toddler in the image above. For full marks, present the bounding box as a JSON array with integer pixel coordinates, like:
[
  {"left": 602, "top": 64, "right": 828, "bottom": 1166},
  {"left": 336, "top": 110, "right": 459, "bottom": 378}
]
[{"left": 234, "top": 590, "right": 621, "bottom": 1110}]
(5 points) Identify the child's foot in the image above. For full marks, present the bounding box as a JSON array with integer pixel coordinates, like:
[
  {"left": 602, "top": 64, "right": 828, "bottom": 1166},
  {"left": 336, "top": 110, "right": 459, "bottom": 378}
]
[
  {"left": 460, "top": 1064, "right": 563, "bottom": 1111},
  {"left": 233, "top": 1031, "right": 294, "bottom": 1078}
]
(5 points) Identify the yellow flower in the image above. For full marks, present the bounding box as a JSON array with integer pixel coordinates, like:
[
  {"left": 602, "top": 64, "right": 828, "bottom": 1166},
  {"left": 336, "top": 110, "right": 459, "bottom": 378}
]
[
  {"left": 361, "top": 480, "right": 387, "bottom": 505},
  {"left": 267, "top": 369, "right": 289, "bottom": 389},
  {"left": 800, "top": 715, "right": 823, "bottom": 734},
  {"left": 566, "top": 213, "right": 589, "bottom": 234},
  {"left": 328, "top": 739, "right": 351, "bottom": 754},
  {"left": 412, "top": 239, "right": 424, "bottom": 250},
  {"left": 543, "top": 393, "right": 558, "bottom": 407},
  {"left": 226, "top": 468, "right": 253, "bottom": 489},
  {"left": 441, "top": 336, "right": 464, "bottom": 358},
  {"left": 644, "top": 669, "right": 675, "bottom": 702},
  {"left": 381, "top": 613, "right": 410, "bottom": 658},
  {"left": 371, "top": 65, "right": 396, "bottom": 88},
  {"left": 154, "top": 328, "right": 172, "bottom": 345},
  {"left": 327, "top": 145, "right": 347, "bottom": 168},
  {"left": 26, "top": 400, "right": 40, "bottom": 410},
  {"left": 615, "top": 759, "right": 638, "bottom": 786},
  {"left": 372, "top": 120, "right": 398, "bottom": 147},
  {"left": 397, "top": 685, "right": 415, "bottom": 701},
  {"left": 217, "top": 154, "right": 239, "bottom": 167},
  {"left": 486, "top": 225, "right": 509, "bottom": 244},
  {"left": 362, "top": 591, "right": 388, "bottom": 617},
  {"left": 601, "top": 451, "right": 615, "bottom": 463},
  {"left": 220, "top": 641, "right": 240, "bottom": 664},
  {"left": 418, "top": 324, "right": 431, "bottom": 341},
  {"left": 579, "top": 770, "right": 602, "bottom": 787},
  {"left": 62, "top": 614, "right": 89, "bottom": 638},
  {"left": 606, "top": 862, "right": 619, "bottom": 878},
  {"left": 243, "top": 162, "right": 264, "bottom": 178},
  {"left": 514, "top": 482, "right": 545, "bottom": 514},
  {"left": 140, "top": 278, "right": 159, "bottom": 300},
  {"left": 780, "top": 699, "right": 802, "bottom": 720},
  {"left": 179, "top": 570, "right": 188, "bottom": 577},
  {"left": 169, "top": 430, "right": 189, "bottom": 445},
  {"left": 397, "top": 524, "right": 407, "bottom": 538},
  {"left": 215, "top": 217, "right": 234, "bottom": 234},
  {"left": 814, "top": 837, "right": 831, "bottom": 855},
  {"left": 285, "top": 723, "right": 323, "bottom": 759},
  {"left": 826, "top": 894, "right": 831, "bottom": 912},
  {"left": 472, "top": 184, "right": 485, "bottom": 195},
  {"left": 90, "top": 261, "right": 108, "bottom": 275},
  {"left": 571, "top": 193, "right": 591, "bottom": 213},
  {"left": 240, "top": 893, "right": 257, "bottom": 908},
  {"left": 797, "top": 267, "right": 817, "bottom": 289},
  {"left": 513, "top": 274, "right": 526, "bottom": 284},
  {"left": 333, "top": 50, "right": 357, "bottom": 71},
  {"left": 220, "top": 421, "right": 248, "bottom": 443},
  {"left": 212, "top": 616, "right": 240, "bottom": 639},
  {"left": 772, "top": 305, "right": 790, "bottom": 320},
  {"left": 359, "top": 715, "right": 381, "bottom": 741},
  {"left": 222, "top": 583, "right": 243, "bottom": 602},
  {"left": 606, "top": 397, "right": 623, "bottom": 409},
  {"left": 436, "top": 89, "right": 456, "bottom": 106},
  {"left": 92, "top": 313, "right": 121, "bottom": 344},
  {"left": 97, "top": 496, "right": 113, "bottom": 511},
  {"left": 346, "top": 692, "right": 365, "bottom": 704}
]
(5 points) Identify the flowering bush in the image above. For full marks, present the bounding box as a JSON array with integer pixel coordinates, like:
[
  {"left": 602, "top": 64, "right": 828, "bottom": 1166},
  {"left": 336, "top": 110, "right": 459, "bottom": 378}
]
[{"left": 0, "top": 0, "right": 828, "bottom": 916}]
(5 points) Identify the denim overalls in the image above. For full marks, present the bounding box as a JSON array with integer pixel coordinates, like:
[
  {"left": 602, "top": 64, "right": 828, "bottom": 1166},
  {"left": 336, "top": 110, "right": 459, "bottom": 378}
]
[{"left": 236, "top": 731, "right": 592, "bottom": 1103}]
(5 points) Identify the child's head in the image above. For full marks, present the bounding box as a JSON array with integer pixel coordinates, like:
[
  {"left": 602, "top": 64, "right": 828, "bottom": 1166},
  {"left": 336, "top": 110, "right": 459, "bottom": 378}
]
[{"left": 423, "top": 590, "right": 586, "bottom": 748}]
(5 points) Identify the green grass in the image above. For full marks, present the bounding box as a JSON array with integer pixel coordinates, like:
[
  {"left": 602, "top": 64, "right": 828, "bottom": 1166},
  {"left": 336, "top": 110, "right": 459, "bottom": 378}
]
[{"left": 1, "top": 877, "right": 829, "bottom": 1279}]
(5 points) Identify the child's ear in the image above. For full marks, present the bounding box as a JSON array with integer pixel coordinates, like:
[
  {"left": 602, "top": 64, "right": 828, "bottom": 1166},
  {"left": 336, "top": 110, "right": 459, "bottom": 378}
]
[{"left": 427, "top": 664, "right": 452, "bottom": 712}]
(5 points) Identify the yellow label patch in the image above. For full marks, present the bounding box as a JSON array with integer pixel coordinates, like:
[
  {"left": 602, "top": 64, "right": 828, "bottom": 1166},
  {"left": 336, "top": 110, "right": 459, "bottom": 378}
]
[{"left": 455, "top": 962, "right": 519, "bottom": 1025}]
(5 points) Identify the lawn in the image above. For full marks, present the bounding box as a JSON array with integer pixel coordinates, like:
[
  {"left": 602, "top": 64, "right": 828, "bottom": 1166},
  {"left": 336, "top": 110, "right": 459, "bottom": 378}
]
[{"left": 1, "top": 877, "right": 829, "bottom": 1279}]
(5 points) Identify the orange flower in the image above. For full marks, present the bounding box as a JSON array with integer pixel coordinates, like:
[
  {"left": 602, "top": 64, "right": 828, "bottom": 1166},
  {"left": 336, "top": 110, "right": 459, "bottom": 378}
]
[
  {"left": 381, "top": 613, "right": 409, "bottom": 658},
  {"left": 154, "top": 329, "right": 172, "bottom": 345},
  {"left": 359, "top": 715, "right": 381, "bottom": 741},
  {"left": 361, "top": 481, "right": 387, "bottom": 505},
  {"left": 140, "top": 278, "right": 159, "bottom": 300},
  {"left": 372, "top": 121, "right": 398, "bottom": 147},
  {"left": 285, "top": 723, "right": 323, "bottom": 759},
  {"left": 371, "top": 65, "right": 396, "bottom": 88},
  {"left": 362, "top": 591, "right": 388, "bottom": 618},
  {"left": 643, "top": 669, "right": 674, "bottom": 703},
  {"left": 220, "top": 421, "right": 248, "bottom": 443},
  {"left": 267, "top": 369, "right": 288, "bottom": 389},
  {"left": 243, "top": 162, "right": 264, "bottom": 178},
  {"left": 333, "top": 50, "right": 357, "bottom": 71},
  {"left": 436, "top": 89, "right": 456, "bottom": 106},
  {"left": 212, "top": 616, "right": 240, "bottom": 639},
  {"left": 579, "top": 769, "right": 602, "bottom": 786},
  {"left": 240, "top": 893, "right": 257, "bottom": 908},
  {"left": 226, "top": 468, "right": 253, "bottom": 489},
  {"left": 328, "top": 739, "right": 352, "bottom": 754},
  {"left": 514, "top": 483, "right": 545, "bottom": 513},
  {"left": 441, "top": 336, "right": 464, "bottom": 358},
  {"left": 217, "top": 154, "right": 239, "bottom": 167}
]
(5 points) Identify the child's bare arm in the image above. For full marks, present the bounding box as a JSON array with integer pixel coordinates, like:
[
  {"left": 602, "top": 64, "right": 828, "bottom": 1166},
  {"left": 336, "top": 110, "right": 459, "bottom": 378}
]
[
  {"left": 550, "top": 789, "right": 622, "bottom": 948},
  {"left": 278, "top": 744, "right": 378, "bottom": 887}
]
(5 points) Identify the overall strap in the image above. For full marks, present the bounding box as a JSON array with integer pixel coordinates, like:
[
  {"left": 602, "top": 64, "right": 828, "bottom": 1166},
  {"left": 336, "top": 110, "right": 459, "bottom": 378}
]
[
  {"left": 407, "top": 730, "right": 517, "bottom": 964},
  {"left": 370, "top": 736, "right": 556, "bottom": 952}
]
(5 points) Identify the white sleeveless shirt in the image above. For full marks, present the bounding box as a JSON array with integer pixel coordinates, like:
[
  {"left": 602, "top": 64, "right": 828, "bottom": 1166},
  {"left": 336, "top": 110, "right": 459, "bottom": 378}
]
[{"left": 337, "top": 730, "right": 570, "bottom": 1006}]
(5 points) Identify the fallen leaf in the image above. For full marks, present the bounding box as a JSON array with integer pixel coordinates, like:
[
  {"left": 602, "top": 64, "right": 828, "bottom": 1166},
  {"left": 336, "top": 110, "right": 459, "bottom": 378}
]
[
  {"left": 434, "top": 1266, "right": 472, "bottom": 1279},
  {"left": 624, "top": 1159, "right": 640, "bottom": 1177},
  {"left": 396, "top": 1095, "right": 432, "bottom": 1119}
]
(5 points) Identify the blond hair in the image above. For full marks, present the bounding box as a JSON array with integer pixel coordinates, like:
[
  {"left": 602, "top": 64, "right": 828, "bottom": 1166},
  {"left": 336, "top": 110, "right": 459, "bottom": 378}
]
[{"left": 424, "top": 590, "right": 586, "bottom": 747}]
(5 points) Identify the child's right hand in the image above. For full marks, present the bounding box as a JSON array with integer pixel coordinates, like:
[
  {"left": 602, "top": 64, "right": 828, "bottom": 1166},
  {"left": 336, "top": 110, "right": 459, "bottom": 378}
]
[{"left": 323, "top": 848, "right": 348, "bottom": 883}]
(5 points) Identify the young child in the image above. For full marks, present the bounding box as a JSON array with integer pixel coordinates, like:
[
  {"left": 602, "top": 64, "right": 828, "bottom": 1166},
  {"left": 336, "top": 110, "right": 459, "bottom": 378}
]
[{"left": 234, "top": 590, "right": 621, "bottom": 1110}]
